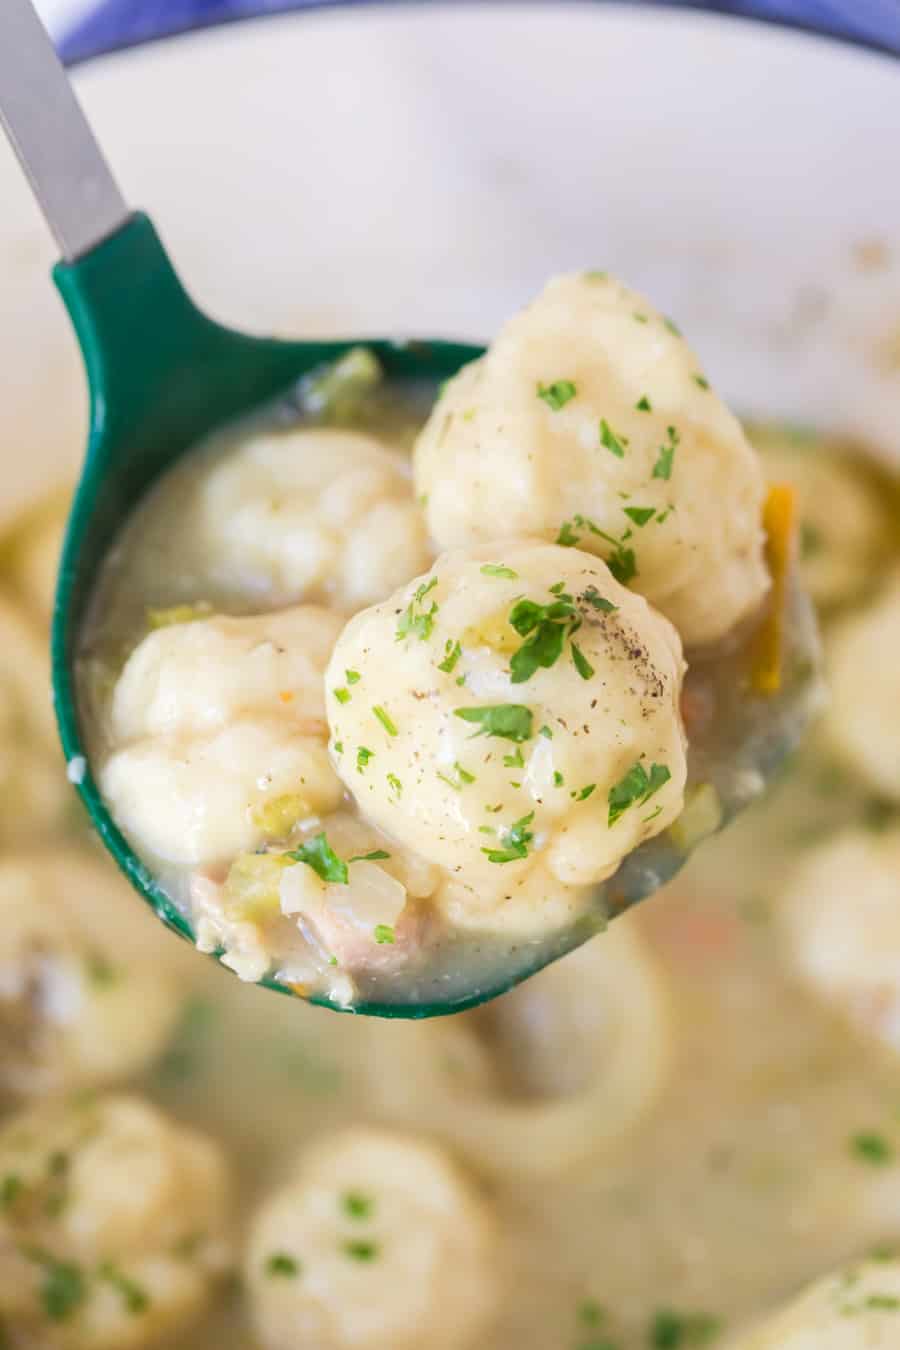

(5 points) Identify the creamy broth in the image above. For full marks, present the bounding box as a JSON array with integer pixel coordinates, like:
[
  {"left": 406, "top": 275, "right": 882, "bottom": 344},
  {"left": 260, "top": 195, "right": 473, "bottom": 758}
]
[{"left": 3, "top": 421, "right": 900, "bottom": 1347}]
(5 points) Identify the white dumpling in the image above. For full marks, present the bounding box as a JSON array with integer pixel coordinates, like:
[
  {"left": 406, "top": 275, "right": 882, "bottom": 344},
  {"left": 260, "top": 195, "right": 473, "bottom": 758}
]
[
  {"left": 326, "top": 542, "right": 686, "bottom": 932},
  {"left": 825, "top": 575, "right": 900, "bottom": 802},
  {"left": 414, "top": 273, "right": 769, "bottom": 646},
  {"left": 728, "top": 1259, "right": 900, "bottom": 1349},
  {"left": 777, "top": 828, "right": 900, "bottom": 1056},
  {"left": 750, "top": 423, "right": 893, "bottom": 612},
  {"left": 245, "top": 1127, "right": 499, "bottom": 1350},
  {"left": 99, "top": 608, "right": 344, "bottom": 867},
  {"left": 0, "top": 853, "right": 181, "bottom": 1102},
  {"left": 0, "top": 1094, "right": 232, "bottom": 1349},
  {"left": 190, "top": 427, "right": 431, "bottom": 613},
  {"left": 363, "top": 915, "right": 672, "bottom": 1179}
]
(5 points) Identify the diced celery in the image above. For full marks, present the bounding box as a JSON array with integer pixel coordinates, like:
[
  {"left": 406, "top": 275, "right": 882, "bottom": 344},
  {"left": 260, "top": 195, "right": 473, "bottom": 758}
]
[
  {"left": 223, "top": 853, "right": 293, "bottom": 920},
  {"left": 250, "top": 793, "right": 310, "bottom": 841}
]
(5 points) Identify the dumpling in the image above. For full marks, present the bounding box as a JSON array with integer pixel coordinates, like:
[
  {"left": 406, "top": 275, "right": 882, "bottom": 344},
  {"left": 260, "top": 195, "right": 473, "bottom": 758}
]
[
  {"left": 0, "top": 1094, "right": 232, "bottom": 1348},
  {"left": 245, "top": 1127, "right": 499, "bottom": 1350},
  {"left": 825, "top": 575, "right": 900, "bottom": 802},
  {"left": 326, "top": 541, "right": 687, "bottom": 934},
  {"left": 98, "top": 607, "right": 344, "bottom": 867},
  {"left": 186, "top": 427, "right": 431, "bottom": 613},
  {"left": 0, "top": 852, "right": 182, "bottom": 1102},
  {"left": 414, "top": 272, "right": 769, "bottom": 646},
  {"left": 777, "top": 828, "right": 900, "bottom": 1056}
]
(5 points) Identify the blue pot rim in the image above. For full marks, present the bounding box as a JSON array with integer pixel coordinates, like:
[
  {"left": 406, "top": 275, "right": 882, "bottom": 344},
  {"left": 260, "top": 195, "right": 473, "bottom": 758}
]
[{"left": 60, "top": 0, "right": 900, "bottom": 69}]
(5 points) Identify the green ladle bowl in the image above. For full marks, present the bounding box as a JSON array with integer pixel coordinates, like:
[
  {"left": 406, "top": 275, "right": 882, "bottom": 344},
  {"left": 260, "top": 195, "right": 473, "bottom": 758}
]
[{"left": 0, "top": 0, "right": 820, "bottom": 1019}]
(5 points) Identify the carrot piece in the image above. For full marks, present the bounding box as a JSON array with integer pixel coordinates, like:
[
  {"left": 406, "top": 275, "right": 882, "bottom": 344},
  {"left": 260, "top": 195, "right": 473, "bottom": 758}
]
[{"left": 751, "top": 483, "right": 797, "bottom": 695}]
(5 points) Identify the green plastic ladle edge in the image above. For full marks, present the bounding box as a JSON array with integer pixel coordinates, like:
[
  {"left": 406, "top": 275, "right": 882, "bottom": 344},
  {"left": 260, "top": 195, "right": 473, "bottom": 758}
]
[{"left": 52, "top": 210, "right": 490, "bottom": 1019}]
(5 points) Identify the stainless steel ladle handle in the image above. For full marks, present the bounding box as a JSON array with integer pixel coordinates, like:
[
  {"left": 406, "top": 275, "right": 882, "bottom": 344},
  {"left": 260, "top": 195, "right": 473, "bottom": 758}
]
[{"left": 0, "top": 0, "right": 129, "bottom": 260}]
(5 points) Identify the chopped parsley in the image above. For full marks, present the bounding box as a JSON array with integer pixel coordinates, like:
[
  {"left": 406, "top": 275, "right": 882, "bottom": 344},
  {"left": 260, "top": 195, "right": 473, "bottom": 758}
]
[
  {"left": 387, "top": 773, "right": 403, "bottom": 797},
  {"left": 636, "top": 395, "right": 653, "bottom": 412},
  {"left": 556, "top": 515, "right": 638, "bottom": 585},
  {"left": 349, "top": 850, "right": 391, "bottom": 862},
  {"left": 571, "top": 642, "right": 594, "bottom": 680},
  {"left": 265, "top": 1252, "right": 300, "bottom": 1277},
  {"left": 652, "top": 425, "right": 680, "bottom": 481},
  {"left": 576, "top": 783, "right": 597, "bottom": 801},
  {"left": 357, "top": 747, "right": 374, "bottom": 772},
  {"left": 343, "top": 1239, "right": 378, "bottom": 1262},
  {"left": 582, "top": 586, "right": 617, "bottom": 614},
  {"left": 373, "top": 925, "right": 396, "bottom": 945},
  {"left": 851, "top": 1131, "right": 894, "bottom": 1165},
  {"left": 0, "top": 1174, "right": 22, "bottom": 1210},
  {"left": 539, "top": 724, "right": 553, "bottom": 739},
  {"left": 663, "top": 316, "right": 682, "bottom": 336},
  {"left": 508, "top": 588, "right": 592, "bottom": 683},
  {"left": 480, "top": 563, "right": 518, "bottom": 579},
  {"left": 97, "top": 1263, "right": 149, "bottom": 1315},
  {"left": 692, "top": 374, "right": 710, "bottom": 390},
  {"left": 600, "top": 418, "right": 628, "bottom": 458},
  {"left": 649, "top": 1309, "right": 721, "bottom": 1347},
  {"left": 25, "top": 1252, "right": 86, "bottom": 1323},
  {"left": 633, "top": 312, "right": 649, "bottom": 324},
  {"left": 503, "top": 747, "right": 525, "bottom": 769},
  {"left": 373, "top": 705, "right": 398, "bottom": 737},
  {"left": 345, "top": 669, "right": 361, "bottom": 684},
  {"left": 342, "top": 1192, "right": 374, "bottom": 1220},
  {"left": 438, "top": 763, "right": 477, "bottom": 791},
  {"left": 623, "top": 506, "right": 656, "bottom": 527},
  {"left": 579, "top": 1299, "right": 606, "bottom": 1327},
  {"left": 287, "top": 834, "right": 349, "bottom": 885},
  {"left": 454, "top": 704, "right": 534, "bottom": 743},
  {"left": 553, "top": 771, "right": 564, "bottom": 787},
  {"left": 482, "top": 812, "right": 535, "bottom": 865},
  {"left": 608, "top": 761, "right": 671, "bottom": 826},
  {"left": 537, "top": 380, "right": 577, "bottom": 411},
  {"left": 438, "top": 639, "right": 462, "bottom": 674},
  {"left": 396, "top": 576, "right": 438, "bottom": 642},
  {"left": 334, "top": 687, "right": 351, "bottom": 705}
]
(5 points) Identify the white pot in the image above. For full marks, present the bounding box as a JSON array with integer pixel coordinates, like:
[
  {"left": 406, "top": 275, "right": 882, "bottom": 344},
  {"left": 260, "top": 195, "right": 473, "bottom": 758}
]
[{"left": 2, "top": 2, "right": 899, "bottom": 530}]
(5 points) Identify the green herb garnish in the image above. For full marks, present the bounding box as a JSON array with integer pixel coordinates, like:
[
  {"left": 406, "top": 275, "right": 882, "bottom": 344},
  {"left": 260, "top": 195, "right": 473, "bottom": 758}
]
[
  {"left": 387, "top": 773, "right": 403, "bottom": 797},
  {"left": 438, "top": 639, "right": 462, "bottom": 674},
  {"left": 537, "top": 380, "right": 577, "bottom": 411},
  {"left": 266, "top": 1252, "right": 300, "bottom": 1277},
  {"left": 608, "top": 761, "right": 671, "bottom": 826},
  {"left": 692, "top": 374, "right": 710, "bottom": 390},
  {"left": 334, "top": 687, "right": 351, "bottom": 705},
  {"left": 571, "top": 642, "right": 594, "bottom": 680},
  {"left": 482, "top": 812, "right": 535, "bottom": 865},
  {"left": 344, "top": 1239, "right": 379, "bottom": 1262},
  {"left": 851, "top": 1132, "right": 894, "bottom": 1165},
  {"left": 600, "top": 418, "right": 628, "bottom": 458},
  {"left": 98, "top": 1263, "right": 149, "bottom": 1315},
  {"left": 342, "top": 1192, "right": 374, "bottom": 1220},
  {"left": 480, "top": 564, "right": 518, "bottom": 579},
  {"left": 652, "top": 425, "right": 680, "bottom": 481},
  {"left": 396, "top": 576, "right": 438, "bottom": 642},
  {"left": 349, "top": 850, "right": 391, "bottom": 862},
  {"left": 454, "top": 705, "right": 534, "bottom": 743},
  {"left": 582, "top": 586, "right": 617, "bottom": 614},
  {"left": 357, "top": 747, "right": 373, "bottom": 772},
  {"left": 623, "top": 506, "right": 656, "bottom": 527},
  {"left": 346, "top": 669, "right": 361, "bottom": 684},
  {"left": 287, "top": 834, "right": 348, "bottom": 885},
  {"left": 663, "top": 316, "right": 682, "bottom": 336},
  {"left": 373, "top": 705, "right": 398, "bottom": 737},
  {"left": 636, "top": 395, "right": 652, "bottom": 412},
  {"left": 373, "top": 925, "right": 396, "bottom": 945},
  {"left": 649, "top": 1308, "right": 721, "bottom": 1347}
]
